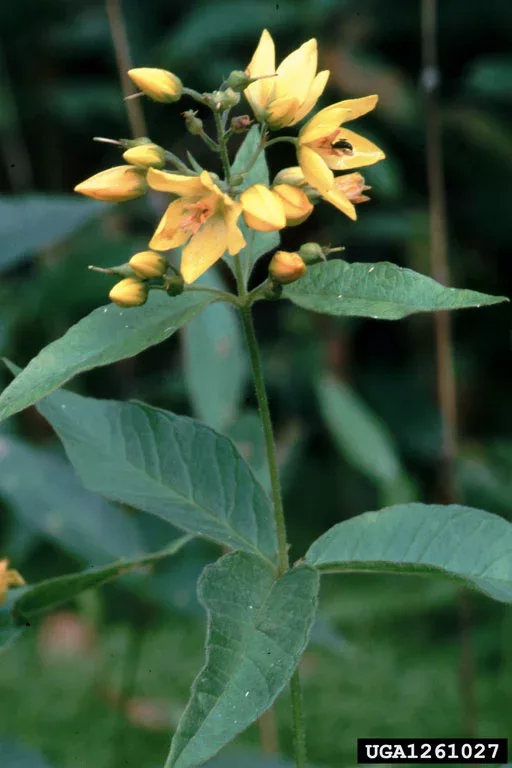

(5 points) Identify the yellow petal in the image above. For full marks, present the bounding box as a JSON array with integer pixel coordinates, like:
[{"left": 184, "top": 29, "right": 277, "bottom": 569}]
[
  {"left": 298, "top": 147, "right": 334, "bottom": 194},
  {"left": 181, "top": 215, "right": 228, "bottom": 284},
  {"left": 147, "top": 169, "right": 205, "bottom": 196},
  {"left": 240, "top": 184, "right": 286, "bottom": 231},
  {"left": 224, "top": 201, "right": 246, "bottom": 255},
  {"left": 335, "top": 94, "right": 379, "bottom": 122},
  {"left": 323, "top": 127, "right": 385, "bottom": 170},
  {"left": 292, "top": 69, "right": 330, "bottom": 124},
  {"left": 266, "top": 96, "right": 301, "bottom": 128},
  {"left": 245, "top": 29, "right": 276, "bottom": 119},
  {"left": 272, "top": 185, "right": 313, "bottom": 225},
  {"left": 299, "top": 106, "right": 352, "bottom": 145},
  {"left": 323, "top": 186, "right": 357, "bottom": 220},
  {"left": 149, "top": 199, "right": 190, "bottom": 250},
  {"left": 275, "top": 39, "right": 317, "bottom": 106}
]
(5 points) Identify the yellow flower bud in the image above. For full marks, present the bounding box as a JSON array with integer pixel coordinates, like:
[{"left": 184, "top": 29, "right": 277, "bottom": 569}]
[
  {"left": 109, "top": 278, "right": 148, "bottom": 307},
  {"left": 272, "top": 184, "right": 313, "bottom": 226},
  {"left": 272, "top": 167, "right": 307, "bottom": 188},
  {"left": 240, "top": 184, "right": 286, "bottom": 232},
  {"left": 122, "top": 143, "right": 165, "bottom": 169},
  {"left": 74, "top": 166, "right": 147, "bottom": 202},
  {"left": 128, "top": 67, "right": 183, "bottom": 103},
  {"left": 129, "top": 251, "right": 168, "bottom": 279},
  {"left": 268, "top": 250, "right": 307, "bottom": 285}
]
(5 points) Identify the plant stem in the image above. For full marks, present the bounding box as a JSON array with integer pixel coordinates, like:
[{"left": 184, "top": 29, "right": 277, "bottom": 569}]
[
  {"left": 421, "top": 0, "right": 477, "bottom": 736},
  {"left": 233, "top": 253, "right": 308, "bottom": 768},
  {"left": 289, "top": 671, "right": 308, "bottom": 768},
  {"left": 214, "top": 109, "right": 232, "bottom": 184}
]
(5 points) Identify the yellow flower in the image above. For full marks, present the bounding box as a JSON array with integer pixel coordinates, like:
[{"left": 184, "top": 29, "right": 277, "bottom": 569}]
[
  {"left": 298, "top": 94, "right": 384, "bottom": 190},
  {"left": 272, "top": 184, "right": 313, "bottom": 226},
  {"left": 240, "top": 184, "right": 286, "bottom": 232},
  {"left": 0, "top": 558, "right": 25, "bottom": 604},
  {"left": 122, "top": 144, "right": 165, "bottom": 169},
  {"left": 147, "top": 169, "right": 246, "bottom": 284},
  {"left": 268, "top": 250, "right": 307, "bottom": 284},
  {"left": 128, "top": 68, "right": 182, "bottom": 103},
  {"left": 245, "top": 29, "right": 329, "bottom": 129},
  {"left": 129, "top": 251, "right": 168, "bottom": 279},
  {"left": 109, "top": 278, "right": 148, "bottom": 307},
  {"left": 74, "top": 165, "right": 147, "bottom": 202}
]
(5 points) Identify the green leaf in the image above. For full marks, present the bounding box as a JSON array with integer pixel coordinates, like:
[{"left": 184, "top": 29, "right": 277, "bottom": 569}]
[
  {"left": 0, "top": 291, "right": 215, "bottom": 423},
  {"left": 284, "top": 260, "right": 508, "bottom": 320},
  {"left": 0, "top": 195, "right": 103, "bottom": 272},
  {"left": 306, "top": 503, "right": 512, "bottom": 602},
  {"left": 224, "top": 126, "right": 279, "bottom": 284},
  {"left": 166, "top": 551, "right": 319, "bottom": 768},
  {"left": 315, "top": 374, "right": 415, "bottom": 505},
  {"left": 13, "top": 536, "right": 191, "bottom": 620},
  {"left": 183, "top": 271, "right": 247, "bottom": 431},
  {"left": 0, "top": 436, "right": 145, "bottom": 564},
  {"left": 466, "top": 55, "right": 512, "bottom": 100},
  {"left": 36, "top": 391, "right": 277, "bottom": 563}
]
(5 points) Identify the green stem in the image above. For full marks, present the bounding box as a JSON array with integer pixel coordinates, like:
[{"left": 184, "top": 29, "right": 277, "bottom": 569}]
[
  {"left": 290, "top": 671, "right": 308, "bottom": 768},
  {"left": 265, "top": 136, "right": 298, "bottom": 150},
  {"left": 214, "top": 109, "right": 232, "bottom": 184},
  {"left": 184, "top": 285, "right": 241, "bottom": 307}
]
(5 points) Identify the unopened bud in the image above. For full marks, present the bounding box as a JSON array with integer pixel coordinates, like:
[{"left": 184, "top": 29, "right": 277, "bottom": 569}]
[
  {"left": 230, "top": 115, "right": 253, "bottom": 133},
  {"left": 165, "top": 273, "right": 185, "bottom": 297},
  {"left": 183, "top": 110, "right": 204, "bottom": 135},
  {"left": 211, "top": 89, "right": 240, "bottom": 110},
  {"left": 129, "top": 251, "right": 168, "bottom": 279},
  {"left": 299, "top": 242, "right": 326, "bottom": 265},
  {"left": 334, "top": 172, "right": 371, "bottom": 204},
  {"left": 74, "top": 166, "right": 147, "bottom": 202},
  {"left": 272, "top": 166, "right": 307, "bottom": 188},
  {"left": 268, "top": 250, "right": 307, "bottom": 285},
  {"left": 109, "top": 278, "right": 148, "bottom": 307},
  {"left": 122, "top": 143, "right": 165, "bottom": 169},
  {"left": 225, "top": 70, "right": 254, "bottom": 92},
  {"left": 272, "top": 184, "right": 313, "bottom": 226},
  {"left": 127, "top": 68, "right": 182, "bottom": 103}
]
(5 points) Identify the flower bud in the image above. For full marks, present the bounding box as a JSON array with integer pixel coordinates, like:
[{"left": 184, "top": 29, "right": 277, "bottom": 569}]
[
  {"left": 183, "top": 110, "right": 204, "bottom": 135},
  {"left": 211, "top": 89, "right": 240, "bottom": 110},
  {"left": 272, "top": 184, "right": 313, "bottom": 226},
  {"left": 225, "top": 70, "right": 254, "bottom": 92},
  {"left": 109, "top": 278, "right": 148, "bottom": 307},
  {"left": 128, "top": 68, "right": 182, "bottom": 103},
  {"left": 230, "top": 115, "right": 253, "bottom": 133},
  {"left": 240, "top": 184, "right": 286, "bottom": 232},
  {"left": 268, "top": 251, "right": 307, "bottom": 285},
  {"left": 129, "top": 251, "right": 168, "bottom": 279},
  {"left": 74, "top": 166, "right": 147, "bottom": 202},
  {"left": 166, "top": 273, "right": 185, "bottom": 297},
  {"left": 272, "top": 167, "right": 307, "bottom": 188},
  {"left": 122, "top": 143, "right": 165, "bottom": 169},
  {"left": 298, "top": 242, "right": 326, "bottom": 265}
]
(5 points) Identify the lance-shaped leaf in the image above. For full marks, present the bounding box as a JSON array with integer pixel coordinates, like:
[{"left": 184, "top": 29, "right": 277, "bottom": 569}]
[
  {"left": 284, "top": 260, "right": 507, "bottom": 319},
  {"left": 306, "top": 503, "right": 512, "bottom": 603},
  {"left": 0, "top": 291, "right": 215, "bottom": 423},
  {"left": 224, "top": 126, "right": 279, "bottom": 285},
  {"left": 37, "top": 391, "right": 277, "bottom": 563},
  {"left": 166, "top": 552, "right": 319, "bottom": 768},
  {"left": 13, "top": 536, "right": 191, "bottom": 620}
]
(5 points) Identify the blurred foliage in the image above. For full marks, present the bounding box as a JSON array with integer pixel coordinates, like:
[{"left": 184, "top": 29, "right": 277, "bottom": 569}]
[{"left": 0, "top": 0, "right": 511, "bottom": 765}]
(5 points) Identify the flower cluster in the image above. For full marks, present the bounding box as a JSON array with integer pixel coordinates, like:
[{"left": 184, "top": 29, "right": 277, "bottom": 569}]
[{"left": 75, "top": 30, "right": 385, "bottom": 305}]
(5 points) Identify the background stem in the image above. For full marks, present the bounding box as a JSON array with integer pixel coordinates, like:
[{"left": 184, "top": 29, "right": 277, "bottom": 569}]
[
  {"left": 105, "top": 0, "right": 147, "bottom": 139},
  {"left": 421, "top": 0, "right": 477, "bottom": 736}
]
